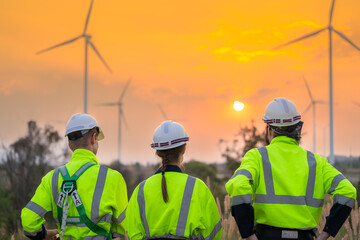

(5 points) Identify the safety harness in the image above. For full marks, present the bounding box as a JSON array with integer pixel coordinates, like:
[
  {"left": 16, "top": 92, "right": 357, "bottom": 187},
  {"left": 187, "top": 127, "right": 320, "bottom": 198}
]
[{"left": 56, "top": 163, "right": 111, "bottom": 240}]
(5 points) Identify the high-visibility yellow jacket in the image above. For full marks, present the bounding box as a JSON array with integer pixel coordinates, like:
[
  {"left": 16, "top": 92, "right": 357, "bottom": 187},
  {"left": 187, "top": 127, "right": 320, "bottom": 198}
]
[
  {"left": 21, "top": 149, "right": 128, "bottom": 239},
  {"left": 126, "top": 166, "right": 222, "bottom": 240},
  {"left": 226, "top": 136, "right": 357, "bottom": 229}
]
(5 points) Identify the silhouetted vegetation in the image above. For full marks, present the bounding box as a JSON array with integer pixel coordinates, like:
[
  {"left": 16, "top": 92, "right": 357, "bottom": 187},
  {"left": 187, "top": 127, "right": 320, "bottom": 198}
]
[
  {"left": 220, "top": 120, "right": 266, "bottom": 176},
  {"left": 0, "top": 121, "right": 62, "bottom": 238}
]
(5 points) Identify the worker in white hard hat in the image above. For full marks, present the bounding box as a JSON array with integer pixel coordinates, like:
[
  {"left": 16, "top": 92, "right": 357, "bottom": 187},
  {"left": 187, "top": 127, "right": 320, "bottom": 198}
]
[
  {"left": 21, "top": 113, "right": 128, "bottom": 240},
  {"left": 226, "top": 97, "right": 356, "bottom": 240},
  {"left": 126, "top": 120, "right": 223, "bottom": 240}
]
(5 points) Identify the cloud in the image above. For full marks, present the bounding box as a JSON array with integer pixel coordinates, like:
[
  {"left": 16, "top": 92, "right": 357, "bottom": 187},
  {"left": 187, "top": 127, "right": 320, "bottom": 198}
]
[
  {"left": 152, "top": 87, "right": 174, "bottom": 95},
  {"left": 257, "top": 88, "right": 279, "bottom": 96},
  {"left": 212, "top": 47, "right": 288, "bottom": 62},
  {"left": 284, "top": 21, "right": 326, "bottom": 30}
]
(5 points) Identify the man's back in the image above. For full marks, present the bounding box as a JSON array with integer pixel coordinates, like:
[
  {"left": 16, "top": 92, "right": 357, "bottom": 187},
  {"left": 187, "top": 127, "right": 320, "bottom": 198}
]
[{"left": 21, "top": 149, "right": 128, "bottom": 239}]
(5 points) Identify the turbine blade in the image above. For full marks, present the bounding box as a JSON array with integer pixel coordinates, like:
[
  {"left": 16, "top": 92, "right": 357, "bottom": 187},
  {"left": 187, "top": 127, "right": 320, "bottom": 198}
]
[
  {"left": 273, "top": 28, "right": 326, "bottom": 50},
  {"left": 119, "top": 78, "right": 131, "bottom": 101},
  {"left": 88, "top": 40, "right": 112, "bottom": 73},
  {"left": 303, "top": 103, "right": 312, "bottom": 116},
  {"left": 157, "top": 103, "right": 168, "bottom": 120},
  {"left": 329, "top": 0, "right": 335, "bottom": 26},
  {"left": 83, "top": 0, "right": 94, "bottom": 34},
  {"left": 333, "top": 29, "right": 360, "bottom": 51},
  {"left": 303, "top": 76, "right": 314, "bottom": 101},
  {"left": 36, "top": 35, "right": 82, "bottom": 54},
  {"left": 98, "top": 102, "right": 118, "bottom": 106},
  {"left": 120, "top": 108, "right": 128, "bottom": 128},
  {"left": 315, "top": 100, "right": 327, "bottom": 104}
]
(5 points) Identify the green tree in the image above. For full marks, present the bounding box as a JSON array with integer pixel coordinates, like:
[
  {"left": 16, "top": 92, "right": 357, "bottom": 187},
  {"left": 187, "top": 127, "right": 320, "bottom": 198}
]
[
  {"left": 220, "top": 120, "right": 266, "bottom": 176},
  {"left": 0, "top": 121, "right": 61, "bottom": 235},
  {"left": 183, "top": 159, "right": 217, "bottom": 183}
]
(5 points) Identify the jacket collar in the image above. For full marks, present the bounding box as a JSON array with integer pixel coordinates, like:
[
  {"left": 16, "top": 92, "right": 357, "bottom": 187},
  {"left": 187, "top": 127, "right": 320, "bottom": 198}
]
[
  {"left": 270, "top": 136, "right": 299, "bottom": 146},
  {"left": 70, "top": 148, "right": 99, "bottom": 165},
  {"left": 155, "top": 165, "right": 183, "bottom": 174}
]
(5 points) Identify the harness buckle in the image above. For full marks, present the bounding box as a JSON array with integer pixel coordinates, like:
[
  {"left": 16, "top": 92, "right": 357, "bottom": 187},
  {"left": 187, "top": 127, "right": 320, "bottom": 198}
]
[{"left": 61, "top": 180, "right": 77, "bottom": 194}]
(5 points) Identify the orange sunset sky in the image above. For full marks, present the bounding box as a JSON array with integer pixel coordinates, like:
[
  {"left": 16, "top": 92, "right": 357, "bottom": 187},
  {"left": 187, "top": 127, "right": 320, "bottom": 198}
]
[{"left": 0, "top": 0, "right": 359, "bottom": 165}]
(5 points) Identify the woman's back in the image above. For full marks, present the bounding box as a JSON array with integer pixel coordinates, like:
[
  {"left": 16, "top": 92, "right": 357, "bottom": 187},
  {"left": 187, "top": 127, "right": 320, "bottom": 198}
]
[{"left": 126, "top": 165, "right": 222, "bottom": 240}]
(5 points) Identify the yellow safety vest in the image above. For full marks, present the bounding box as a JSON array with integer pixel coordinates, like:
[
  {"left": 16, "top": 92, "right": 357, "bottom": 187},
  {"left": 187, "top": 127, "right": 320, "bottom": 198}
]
[
  {"left": 21, "top": 149, "right": 128, "bottom": 239},
  {"left": 126, "top": 168, "right": 222, "bottom": 240},
  {"left": 226, "top": 136, "right": 357, "bottom": 229}
]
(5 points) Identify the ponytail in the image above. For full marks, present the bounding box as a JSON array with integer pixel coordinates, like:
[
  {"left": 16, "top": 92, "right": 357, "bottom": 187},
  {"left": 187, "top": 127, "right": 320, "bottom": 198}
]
[
  {"left": 156, "top": 144, "right": 186, "bottom": 203},
  {"left": 161, "top": 157, "right": 169, "bottom": 203}
]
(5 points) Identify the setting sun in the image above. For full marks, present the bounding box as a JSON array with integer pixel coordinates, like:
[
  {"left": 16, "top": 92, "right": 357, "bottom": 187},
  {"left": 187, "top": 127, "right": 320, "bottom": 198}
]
[{"left": 233, "top": 101, "right": 245, "bottom": 111}]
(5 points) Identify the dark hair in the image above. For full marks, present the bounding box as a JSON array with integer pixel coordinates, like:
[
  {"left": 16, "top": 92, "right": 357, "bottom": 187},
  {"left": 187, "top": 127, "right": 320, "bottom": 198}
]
[
  {"left": 155, "top": 144, "right": 186, "bottom": 203},
  {"left": 68, "top": 128, "right": 98, "bottom": 150},
  {"left": 270, "top": 121, "right": 303, "bottom": 142}
]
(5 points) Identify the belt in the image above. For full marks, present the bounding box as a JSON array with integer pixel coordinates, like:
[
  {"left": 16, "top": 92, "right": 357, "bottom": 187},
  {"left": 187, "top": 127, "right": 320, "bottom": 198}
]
[{"left": 255, "top": 224, "right": 316, "bottom": 240}]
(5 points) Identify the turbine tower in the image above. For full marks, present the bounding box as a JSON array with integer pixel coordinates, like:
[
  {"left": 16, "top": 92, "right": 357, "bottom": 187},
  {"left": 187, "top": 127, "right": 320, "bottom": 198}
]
[
  {"left": 157, "top": 104, "right": 169, "bottom": 120},
  {"left": 303, "top": 77, "right": 326, "bottom": 153},
  {"left": 99, "top": 79, "right": 131, "bottom": 163},
  {"left": 274, "top": 0, "right": 360, "bottom": 164},
  {"left": 37, "top": 0, "right": 112, "bottom": 113}
]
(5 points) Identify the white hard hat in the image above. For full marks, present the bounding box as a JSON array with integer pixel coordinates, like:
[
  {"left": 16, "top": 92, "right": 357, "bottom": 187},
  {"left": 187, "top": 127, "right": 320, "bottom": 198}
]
[
  {"left": 65, "top": 113, "right": 104, "bottom": 140},
  {"left": 263, "top": 97, "right": 301, "bottom": 127},
  {"left": 151, "top": 120, "right": 189, "bottom": 150}
]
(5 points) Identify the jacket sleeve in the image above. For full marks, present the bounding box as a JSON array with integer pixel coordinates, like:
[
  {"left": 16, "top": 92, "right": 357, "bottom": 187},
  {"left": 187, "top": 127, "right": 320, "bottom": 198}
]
[
  {"left": 197, "top": 180, "right": 223, "bottom": 240},
  {"left": 225, "top": 148, "right": 259, "bottom": 206},
  {"left": 110, "top": 171, "right": 128, "bottom": 238},
  {"left": 322, "top": 157, "right": 357, "bottom": 207},
  {"left": 21, "top": 171, "right": 54, "bottom": 239},
  {"left": 225, "top": 148, "right": 260, "bottom": 238},
  {"left": 126, "top": 185, "right": 145, "bottom": 240},
  {"left": 320, "top": 156, "right": 357, "bottom": 237}
]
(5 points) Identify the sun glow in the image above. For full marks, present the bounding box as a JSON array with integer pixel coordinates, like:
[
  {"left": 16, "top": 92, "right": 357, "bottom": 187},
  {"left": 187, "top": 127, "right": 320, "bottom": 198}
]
[{"left": 233, "top": 101, "right": 245, "bottom": 111}]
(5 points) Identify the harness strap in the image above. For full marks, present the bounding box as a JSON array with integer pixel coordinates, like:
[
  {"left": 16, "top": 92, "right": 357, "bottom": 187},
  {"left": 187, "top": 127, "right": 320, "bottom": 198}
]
[{"left": 56, "top": 163, "right": 111, "bottom": 240}]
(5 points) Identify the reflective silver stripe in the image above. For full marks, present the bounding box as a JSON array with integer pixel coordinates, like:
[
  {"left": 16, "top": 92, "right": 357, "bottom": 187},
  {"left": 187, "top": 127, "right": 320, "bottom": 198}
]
[
  {"left": 230, "top": 169, "right": 253, "bottom": 183},
  {"left": 25, "top": 201, "right": 47, "bottom": 217},
  {"left": 75, "top": 162, "right": 94, "bottom": 176},
  {"left": 24, "top": 227, "right": 43, "bottom": 236},
  {"left": 66, "top": 223, "right": 87, "bottom": 227},
  {"left": 205, "top": 220, "right": 222, "bottom": 240},
  {"left": 334, "top": 194, "right": 355, "bottom": 208},
  {"left": 113, "top": 208, "right": 126, "bottom": 223},
  {"left": 231, "top": 194, "right": 252, "bottom": 206},
  {"left": 52, "top": 168, "right": 59, "bottom": 204},
  {"left": 91, "top": 165, "right": 108, "bottom": 223},
  {"left": 66, "top": 217, "right": 81, "bottom": 223},
  {"left": 306, "top": 151, "right": 316, "bottom": 199},
  {"left": 59, "top": 166, "right": 68, "bottom": 177},
  {"left": 256, "top": 148, "right": 323, "bottom": 208},
  {"left": 255, "top": 194, "right": 323, "bottom": 207},
  {"left": 176, "top": 176, "right": 196, "bottom": 236},
  {"left": 327, "top": 174, "right": 346, "bottom": 194},
  {"left": 138, "top": 180, "right": 150, "bottom": 237},
  {"left": 97, "top": 214, "right": 112, "bottom": 223},
  {"left": 83, "top": 235, "right": 107, "bottom": 240},
  {"left": 258, "top": 147, "right": 274, "bottom": 195},
  {"left": 143, "top": 234, "right": 187, "bottom": 239}
]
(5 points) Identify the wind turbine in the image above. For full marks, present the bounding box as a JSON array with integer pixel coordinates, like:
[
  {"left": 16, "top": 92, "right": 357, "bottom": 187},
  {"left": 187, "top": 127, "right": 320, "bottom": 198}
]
[
  {"left": 274, "top": 0, "right": 360, "bottom": 164},
  {"left": 302, "top": 77, "right": 326, "bottom": 153},
  {"left": 37, "top": 0, "right": 112, "bottom": 114},
  {"left": 157, "top": 104, "right": 169, "bottom": 120},
  {"left": 99, "top": 79, "right": 131, "bottom": 163}
]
